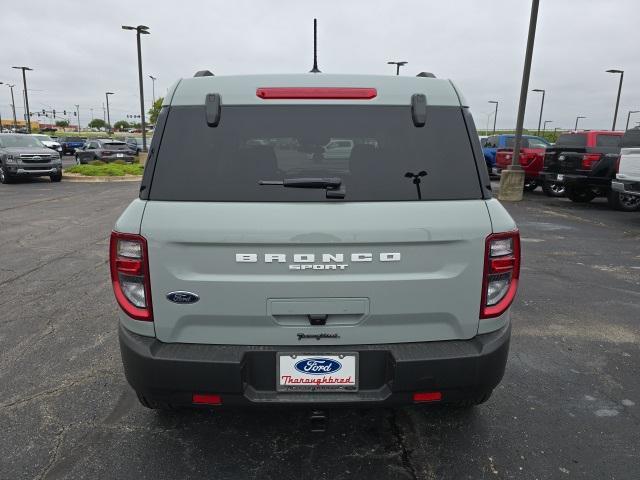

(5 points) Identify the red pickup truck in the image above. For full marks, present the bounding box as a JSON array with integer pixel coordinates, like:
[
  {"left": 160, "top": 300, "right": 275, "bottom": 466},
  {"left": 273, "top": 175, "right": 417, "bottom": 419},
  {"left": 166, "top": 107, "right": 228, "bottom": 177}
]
[{"left": 495, "top": 135, "right": 555, "bottom": 193}]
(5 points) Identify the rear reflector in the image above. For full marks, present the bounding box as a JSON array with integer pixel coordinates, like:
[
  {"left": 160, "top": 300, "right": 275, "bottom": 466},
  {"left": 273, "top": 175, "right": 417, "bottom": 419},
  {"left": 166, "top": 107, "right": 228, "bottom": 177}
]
[
  {"left": 256, "top": 87, "right": 377, "bottom": 100},
  {"left": 192, "top": 393, "right": 222, "bottom": 406},
  {"left": 413, "top": 392, "right": 442, "bottom": 403}
]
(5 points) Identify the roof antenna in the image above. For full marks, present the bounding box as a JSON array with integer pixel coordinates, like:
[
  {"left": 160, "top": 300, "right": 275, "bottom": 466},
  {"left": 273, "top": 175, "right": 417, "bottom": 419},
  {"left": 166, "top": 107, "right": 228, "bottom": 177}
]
[{"left": 309, "top": 18, "right": 321, "bottom": 73}]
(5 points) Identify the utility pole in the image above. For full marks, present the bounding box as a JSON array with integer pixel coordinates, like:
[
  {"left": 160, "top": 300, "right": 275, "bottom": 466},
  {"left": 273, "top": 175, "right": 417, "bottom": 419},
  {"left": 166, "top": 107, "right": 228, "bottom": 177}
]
[
  {"left": 606, "top": 69, "right": 624, "bottom": 131},
  {"left": 105, "top": 92, "right": 114, "bottom": 133},
  {"left": 12, "top": 66, "right": 33, "bottom": 133},
  {"left": 75, "top": 104, "right": 80, "bottom": 132},
  {"left": 6, "top": 84, "right": 17, "bottom": 129},
  {"left": 488, "top": 101, "right": 499, "bottom": 134},
  {"left": 532, "top": 88, "right": 545, "bottom": 136},
  {"left": 498, "top": 0, "right": 540, "bottom": 202},
  {"left": 122, "top": 25, "right": 150, "bottom": 152},
  {"left": 149, "top": 75, "right": 157, "bottom": 105}
]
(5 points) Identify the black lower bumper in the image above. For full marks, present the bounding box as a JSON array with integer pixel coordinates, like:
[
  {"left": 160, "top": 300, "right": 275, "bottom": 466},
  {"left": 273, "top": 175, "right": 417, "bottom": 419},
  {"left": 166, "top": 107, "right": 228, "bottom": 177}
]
[
  {"left": 119, "top": 323, "right": 511, "bottom": 407},
  {"left": 539, "top": 172, "right": 611, "bottom": 189}
]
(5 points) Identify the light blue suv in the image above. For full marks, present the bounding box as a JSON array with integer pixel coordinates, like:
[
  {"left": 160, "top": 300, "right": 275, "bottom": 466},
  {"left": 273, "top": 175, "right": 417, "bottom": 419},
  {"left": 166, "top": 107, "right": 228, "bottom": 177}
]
[{"left": 110, "top": 73, "right": 520, "bottom": 410}]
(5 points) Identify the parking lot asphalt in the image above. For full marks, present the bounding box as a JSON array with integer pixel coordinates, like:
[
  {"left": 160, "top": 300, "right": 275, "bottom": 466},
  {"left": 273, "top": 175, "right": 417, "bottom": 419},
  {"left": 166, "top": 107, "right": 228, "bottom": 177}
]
[{"left": 0, "top": 179, "right": 639, "bottom": 480}]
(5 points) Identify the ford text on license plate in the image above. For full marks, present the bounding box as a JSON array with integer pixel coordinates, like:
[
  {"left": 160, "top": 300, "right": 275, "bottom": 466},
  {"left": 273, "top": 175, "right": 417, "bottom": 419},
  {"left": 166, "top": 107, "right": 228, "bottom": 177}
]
[{"left": 277, "top": 353, "right": 358, "bottom": 392}]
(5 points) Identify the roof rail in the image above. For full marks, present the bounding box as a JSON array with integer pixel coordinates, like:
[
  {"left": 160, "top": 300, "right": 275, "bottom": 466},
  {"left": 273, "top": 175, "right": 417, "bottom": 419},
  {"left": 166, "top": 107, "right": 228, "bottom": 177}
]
[
  {"left": 416, "top": 72, "right": 436, "bottom": 78},
  {"left": 194, "top": 70, "right": 214, "bottom": 77}
]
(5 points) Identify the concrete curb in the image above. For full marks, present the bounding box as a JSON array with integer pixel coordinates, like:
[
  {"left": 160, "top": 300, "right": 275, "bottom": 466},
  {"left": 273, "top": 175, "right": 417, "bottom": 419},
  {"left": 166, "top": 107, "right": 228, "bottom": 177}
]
[{"left": 63, "top": 174, "right": 142, "bottom": 183}]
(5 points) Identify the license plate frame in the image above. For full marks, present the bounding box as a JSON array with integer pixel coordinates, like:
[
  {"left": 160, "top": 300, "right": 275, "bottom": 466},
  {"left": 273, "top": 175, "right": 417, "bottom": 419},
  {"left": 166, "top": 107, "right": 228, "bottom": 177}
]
[
  {"left": 116, "top": 153, "right": 124, "bottom": 158},
  {"left": 277, "top": 353, "right": 359, "bottom": 392}
]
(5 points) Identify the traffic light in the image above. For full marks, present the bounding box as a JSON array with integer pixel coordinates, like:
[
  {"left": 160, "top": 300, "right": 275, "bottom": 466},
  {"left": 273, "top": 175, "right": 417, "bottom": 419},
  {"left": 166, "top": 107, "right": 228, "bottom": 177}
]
[
  {"left": 42, "top": 109, "right": 46, "bottom": 115},
  {"left": 53, "top": 110, "right": 56, "bottom": 118},
  {"left": 63, "top": 110, "right": 67, "bottom": 115},
  {"left": 73, "top": 112, "right": 77, "bottom": 116}
]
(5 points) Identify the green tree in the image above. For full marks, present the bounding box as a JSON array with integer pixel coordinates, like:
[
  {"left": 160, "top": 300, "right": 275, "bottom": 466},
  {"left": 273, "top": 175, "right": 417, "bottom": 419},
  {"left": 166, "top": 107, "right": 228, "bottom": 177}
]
[
  {"left": 131, "top": 122, "right": 142, "bottom": 129},
  {"left": 114, "top": 120, "right": 131, "bottom": 131},
  {"left": 148, "top": 97, "right": 163, "bottom": 125},
  {"left": 55, "top": 120, "right": 70, "bottom": 128},
  {"left": 88, "top": 118, "right": 107, "bottom": 130}
]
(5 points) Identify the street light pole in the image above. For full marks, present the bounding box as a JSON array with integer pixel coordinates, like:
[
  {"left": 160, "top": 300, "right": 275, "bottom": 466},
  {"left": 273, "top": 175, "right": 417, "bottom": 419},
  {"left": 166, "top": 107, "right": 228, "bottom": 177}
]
[
  {"left": 498, "top": 0, "right": 540, "bottom": 203},
  {"left": 606, "top": 69, "right": 624, "bottom": 131},
  {"left": 488, "top": 101, "right": 498, "bottom": 134},
  {"left": 7, "top": 84, "right": 17, "bottom": 129},
  {"left": 122, "top": 25, "right": 150, "bottom": 152},
  {"left": 543, "top": 120, "right": 552, "bottom": 134},
  {"left": 625, "top": 110, "right": 639, "bottom": 131},
  {"left": 12, "top": 66, "right": 33, "bottom": 133},
  {"left": 574, "top": 116, "right": 585, "bottom": 131},
  {"left": 532, "top": 88, "right": 545, "bottom": 136},
  {"left": 387, "top": 61, "right": 408, "bottom": 76},
  {"left": 148, "top": 75, "right": 157, "bottom": 105},
  {"left": 75, "top": 104, "right": 80, "bottom": 132},
  {"left": 105, "top": 92, "right": 114, "bottom": 133}
]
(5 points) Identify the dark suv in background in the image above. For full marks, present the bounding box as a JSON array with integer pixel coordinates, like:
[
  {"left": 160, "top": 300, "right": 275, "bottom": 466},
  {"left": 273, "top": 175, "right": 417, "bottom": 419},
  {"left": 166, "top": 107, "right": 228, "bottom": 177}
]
[
  {"left": 539, "top": 130, "right": 640, "bottom": 211},
  {"left": 75, "top": 139, "right": 136, "bottom": 164}
]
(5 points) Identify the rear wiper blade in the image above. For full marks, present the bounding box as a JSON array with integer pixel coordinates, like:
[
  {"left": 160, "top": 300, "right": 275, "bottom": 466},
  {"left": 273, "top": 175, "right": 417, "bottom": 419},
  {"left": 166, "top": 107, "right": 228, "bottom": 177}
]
[{"left": 259, "top": 177, "right": 345, "bottom": 198}]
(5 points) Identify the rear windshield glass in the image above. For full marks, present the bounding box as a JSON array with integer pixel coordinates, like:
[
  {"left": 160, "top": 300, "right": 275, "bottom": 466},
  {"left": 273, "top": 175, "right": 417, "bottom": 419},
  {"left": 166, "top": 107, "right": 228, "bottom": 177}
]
[
  {"left": 621, "top": 129, "right": 640, "bottom": 148},
  {"left": 149, "top": 105, "right": 482, "bottom": 202},
  {"left": 595, "top": 135, "right": 621, "bottom": 148},
  {"left": 556, "top": 133, "right": 587, "bottom": 147}
]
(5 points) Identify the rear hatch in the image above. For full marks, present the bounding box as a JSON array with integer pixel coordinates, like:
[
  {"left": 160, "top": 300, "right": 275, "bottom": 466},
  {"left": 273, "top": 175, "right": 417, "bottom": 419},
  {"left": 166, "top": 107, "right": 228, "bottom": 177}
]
[{"left": 142, "top": 102, "right": 492, "bottom": 346}]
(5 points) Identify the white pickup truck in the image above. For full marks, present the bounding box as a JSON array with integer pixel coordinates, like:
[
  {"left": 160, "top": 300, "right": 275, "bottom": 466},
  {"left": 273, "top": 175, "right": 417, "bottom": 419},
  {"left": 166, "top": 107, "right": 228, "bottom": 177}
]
[{"left": 612, "top": 146, "right": 640, "bottom": 199}]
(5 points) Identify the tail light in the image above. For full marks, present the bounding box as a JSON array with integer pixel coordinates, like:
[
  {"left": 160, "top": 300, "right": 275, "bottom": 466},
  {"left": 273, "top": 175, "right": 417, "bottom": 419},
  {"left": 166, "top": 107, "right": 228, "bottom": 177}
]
[
  {"left": 256, "top": 87, "right": 377, "bottom": 100},
  {"left": 109, "top": 231, "right": 153, "bottom": 321},
  {"left": 481, "top": 231, "right": 520, "bottom": 319},
  {"left": 581, "top": 153, "right": 602, "bottom": 169},
  {"left": 615, "top": 155, "right": 621, "bottom": 173}
]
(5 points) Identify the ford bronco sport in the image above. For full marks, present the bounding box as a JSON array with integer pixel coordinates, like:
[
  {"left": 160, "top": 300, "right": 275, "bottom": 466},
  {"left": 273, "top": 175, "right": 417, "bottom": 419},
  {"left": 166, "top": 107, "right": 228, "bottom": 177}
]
[{"left": 111, "top": 73, "right": 520, "bottom": 409}]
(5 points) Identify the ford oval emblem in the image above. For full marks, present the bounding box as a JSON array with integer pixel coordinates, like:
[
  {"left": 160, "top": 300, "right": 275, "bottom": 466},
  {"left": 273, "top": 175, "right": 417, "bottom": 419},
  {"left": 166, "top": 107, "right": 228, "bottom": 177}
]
[
  {"left": 166, "top": 291, "right": 199, "bottom": 304},
  {"left": 294, "top": 357, "right": 342, "bottom": 375}
]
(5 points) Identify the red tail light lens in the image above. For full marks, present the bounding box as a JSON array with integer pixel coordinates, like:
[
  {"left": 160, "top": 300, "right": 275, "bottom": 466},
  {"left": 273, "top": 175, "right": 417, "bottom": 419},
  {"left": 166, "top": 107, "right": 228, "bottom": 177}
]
[
  {"left": 256, "top": 87, "right": 377, "bottom": 100},
  {"left": 192, "top": 393, "right": 222, "bottom": 406},
  {"left": 481, "top": 231, "right": 520, "bottom": 319},
  {"left": 109, "top": 231, "right": 153, "bottom": 321},
  {"left": 581, "top": 153, "right": 602, "bottom": 169},
  {"left": 413, "top": 392, "right": 442, "bottom": 403}
]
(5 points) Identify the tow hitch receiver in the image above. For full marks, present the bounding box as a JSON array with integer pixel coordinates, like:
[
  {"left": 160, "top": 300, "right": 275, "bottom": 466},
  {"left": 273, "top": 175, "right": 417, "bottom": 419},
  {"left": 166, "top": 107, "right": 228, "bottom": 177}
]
[{"left": 310, "top": 410, "right": 327, "bottom": 432}]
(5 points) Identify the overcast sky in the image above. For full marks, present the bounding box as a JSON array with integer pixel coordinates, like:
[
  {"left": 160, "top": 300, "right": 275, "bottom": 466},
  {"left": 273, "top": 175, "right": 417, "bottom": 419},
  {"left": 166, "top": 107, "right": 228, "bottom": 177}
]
[{"left": 2, "top": 0, "right": 639, "bottom": 131}]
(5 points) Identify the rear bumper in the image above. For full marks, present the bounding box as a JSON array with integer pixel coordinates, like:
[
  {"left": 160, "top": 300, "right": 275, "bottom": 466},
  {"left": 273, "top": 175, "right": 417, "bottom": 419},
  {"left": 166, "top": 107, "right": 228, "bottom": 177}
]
[
  {"left": 539, "top": 172, "right": 610, "bottom": 188},
  {"left": 119, "top": 322, "right": 511, "bottom": 407},
  {"left": 612, "top": 180, "right": 640, "bottom": 197}
]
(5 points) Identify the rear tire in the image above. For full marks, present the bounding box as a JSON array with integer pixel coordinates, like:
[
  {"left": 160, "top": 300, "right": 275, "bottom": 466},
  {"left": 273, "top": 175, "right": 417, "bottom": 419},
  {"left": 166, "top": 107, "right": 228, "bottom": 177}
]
[
  {"left": 607, "top": 190, "right": 640, "bottom": 212},
  {"left": 446, "top": 391, "right": 493, "bottom": 409},
  {"left": 565, "top": 185, "right": 596, "bottom": 203},
  {"left": 523, "top": 180, "right": 538, "bottom": 192},
  {"left": 542, "top": 181, "right": 565, "bottom": 197}
]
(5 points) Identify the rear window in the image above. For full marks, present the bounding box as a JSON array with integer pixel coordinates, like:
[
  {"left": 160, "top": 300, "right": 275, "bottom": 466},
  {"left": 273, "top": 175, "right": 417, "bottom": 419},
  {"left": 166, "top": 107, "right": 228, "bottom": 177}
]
[
  {"left": 595, "top": 134, "right": 621, "bottom": 148},
  {"left": 556, "top": 133, "right": 587, "bottom": 147},
  {"left": 148, "top": 105, "right": 482, "bottom": 202},
  {"left": 621, "top": 128, "right": 640, "bottom": 148}
]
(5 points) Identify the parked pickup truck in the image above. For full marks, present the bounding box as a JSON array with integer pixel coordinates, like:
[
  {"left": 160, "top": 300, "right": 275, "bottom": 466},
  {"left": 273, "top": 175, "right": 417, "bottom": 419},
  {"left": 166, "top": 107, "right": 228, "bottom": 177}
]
[
  {"left": 494, "top": 136, "right": 555, "bottom": 193},
  {"left": 58, "top": 136, "right": 86, "bottom": 156},
  {"left": 612, "top": 128, "right": 640, "bottom": 202},
  {"left": 483, "top": 134, "right": 549, "bottom": 177},
  {"left": 538, "top": 130, "right": 640, "bottom": 211}
]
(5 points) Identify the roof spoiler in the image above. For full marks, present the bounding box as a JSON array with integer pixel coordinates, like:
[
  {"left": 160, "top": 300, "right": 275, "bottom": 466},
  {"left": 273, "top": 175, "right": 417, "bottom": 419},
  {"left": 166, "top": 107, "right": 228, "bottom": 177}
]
[
  {"left": 194, "top": 70, "right": 214, "bottom": 77},
  {"left": 416, "top": 72, "right": 436, "bottom": 78}
]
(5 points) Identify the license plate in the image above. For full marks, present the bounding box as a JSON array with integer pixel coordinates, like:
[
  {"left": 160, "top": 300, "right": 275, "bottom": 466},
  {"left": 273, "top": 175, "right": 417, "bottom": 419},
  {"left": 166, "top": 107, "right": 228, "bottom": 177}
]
[
  {"left": 277, "top": 353, "right": 358, "bottom": 392},
  {"left": 556, "top": 174, "right": 564, "bottom": 181},
  {"left": 117, "top": 153, "right": 124, "bottom": 158}
]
